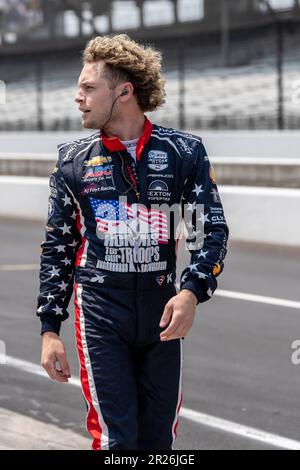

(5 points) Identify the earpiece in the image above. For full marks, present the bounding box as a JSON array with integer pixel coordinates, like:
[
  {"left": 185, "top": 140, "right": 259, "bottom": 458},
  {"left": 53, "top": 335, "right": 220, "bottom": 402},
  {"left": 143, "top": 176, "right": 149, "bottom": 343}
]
[{"left": 101, "top": 88, "right": 129, "bottom": 132}]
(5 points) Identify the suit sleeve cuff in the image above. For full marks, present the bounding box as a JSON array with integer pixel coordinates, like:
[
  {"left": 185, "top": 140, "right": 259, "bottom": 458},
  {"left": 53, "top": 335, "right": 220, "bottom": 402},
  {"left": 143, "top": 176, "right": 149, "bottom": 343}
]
[
  {"left": 40, "top": 316, "right": 62, "bottom": 336},
  {"left": 181, "top": 278, "right": 211, "bottom": 304}
]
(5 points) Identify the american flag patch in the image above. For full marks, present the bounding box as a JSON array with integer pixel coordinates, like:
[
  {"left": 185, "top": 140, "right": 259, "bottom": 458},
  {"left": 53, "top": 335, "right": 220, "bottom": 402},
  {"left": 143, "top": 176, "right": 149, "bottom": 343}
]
[{"left": 89, "top": 198, "right": 169, "bottom": 244}]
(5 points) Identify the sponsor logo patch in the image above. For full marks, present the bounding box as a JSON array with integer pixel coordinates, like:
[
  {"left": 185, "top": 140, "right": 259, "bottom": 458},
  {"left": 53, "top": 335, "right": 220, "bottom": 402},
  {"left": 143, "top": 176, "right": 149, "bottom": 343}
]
[
  {"left": 209, "top": 165, "right": 217, "bottom": 184},
  {"left": 176, "top": 137, "right": 193, "bottom": 155},
  {"left": 48, "top": 198, "right": 54, "bottom": 218},
  {"left": 63, "top": 143, "right": 78, "bottom": 161},
  {"left": 148, "top": 151, "right": 168, "bottom": 171},
  {"left": 80, "top": 182, "right": 115, "bottom": 195},
  {"left": 50, "top": 187, "right": 58, "bottom": 198},
  {"left": 49, "top": 174, "right": 58, "bottom": 198},
  {"left": 83, "top": 164, "right": 113, "bottom": 180},
  {"left": 156, "top": 275, "right": 165, "bottom": 286},
  {"left": 212, "top": 263, "right": 222, "bottom": 276},
  {"left": 148, "top": 180, "right": 171, "bottom": 202},
  {"left": 147, "top": 173, "right": 173, "bottom": 179},
  {"left": 210, "top": 188, "right": 221, "bottom": 203},
  {"left": 149, "top": 180, "right": 168, "bottom": 191},
  {"left": 49, "top": 175, "right": 56, "bottom": 187},
  {"left": 84, "top": 155, "right": 112, "bottom": 167}
]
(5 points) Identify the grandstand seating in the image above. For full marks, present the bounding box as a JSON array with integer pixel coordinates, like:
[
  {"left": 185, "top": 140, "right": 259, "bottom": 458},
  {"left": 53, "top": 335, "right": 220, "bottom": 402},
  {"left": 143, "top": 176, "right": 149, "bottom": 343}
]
[{"left": 0, "top": 29, "right": 300, "bottom": 130}]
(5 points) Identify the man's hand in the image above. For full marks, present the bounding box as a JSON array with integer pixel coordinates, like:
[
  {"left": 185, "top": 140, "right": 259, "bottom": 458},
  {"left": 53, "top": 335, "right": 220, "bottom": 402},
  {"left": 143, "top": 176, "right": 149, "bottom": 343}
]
[
  {"left": 159, "top": 289, "right": 198, "bottom": 341},
  {"left": 41, "top": 332, "right": 71, "bottom": 383}
]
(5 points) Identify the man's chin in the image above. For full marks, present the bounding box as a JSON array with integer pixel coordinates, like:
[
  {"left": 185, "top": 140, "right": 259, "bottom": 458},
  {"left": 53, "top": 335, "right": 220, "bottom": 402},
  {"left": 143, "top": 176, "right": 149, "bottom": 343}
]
[{"left": 82, "top": 119, "right": 98, "bottom": 130}]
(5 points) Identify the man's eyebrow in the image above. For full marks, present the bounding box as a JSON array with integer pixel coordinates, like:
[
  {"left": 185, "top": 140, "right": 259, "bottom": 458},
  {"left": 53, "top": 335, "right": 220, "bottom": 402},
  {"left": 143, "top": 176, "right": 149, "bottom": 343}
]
[{"left": 78, "top": 81, "right": 97, "bottom": 87}]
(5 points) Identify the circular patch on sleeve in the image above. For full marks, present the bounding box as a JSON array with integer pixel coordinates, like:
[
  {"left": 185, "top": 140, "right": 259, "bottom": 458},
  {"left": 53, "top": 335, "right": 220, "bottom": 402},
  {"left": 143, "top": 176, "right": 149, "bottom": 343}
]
[
  {"left": 209, "top": 165, "right": 217, "bottom": 184},
  {"left": 48, "top": 198, "right": 54, "bottom": 219},
  {"left": 212, "top": 263, "right": 222, "bottom": 276}
]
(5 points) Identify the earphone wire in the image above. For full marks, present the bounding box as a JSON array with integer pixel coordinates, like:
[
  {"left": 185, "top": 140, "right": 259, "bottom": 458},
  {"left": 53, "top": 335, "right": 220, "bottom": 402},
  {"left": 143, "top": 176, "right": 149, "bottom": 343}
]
[{"left": 100, "top": 93, "right": 122, "bottom": 134}]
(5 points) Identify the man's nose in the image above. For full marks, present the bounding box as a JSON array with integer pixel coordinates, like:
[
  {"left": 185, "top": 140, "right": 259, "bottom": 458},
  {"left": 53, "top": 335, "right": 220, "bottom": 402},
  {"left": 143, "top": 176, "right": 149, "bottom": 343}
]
[{"left": 75, "top": 90, "right": 84, "bottom": 103}]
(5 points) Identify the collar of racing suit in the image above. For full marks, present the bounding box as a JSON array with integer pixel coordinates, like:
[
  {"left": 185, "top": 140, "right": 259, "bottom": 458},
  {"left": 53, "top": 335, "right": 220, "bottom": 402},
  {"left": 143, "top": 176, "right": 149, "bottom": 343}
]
[{"left": 99, "top": 116, "right": 153, "bottom": 162}]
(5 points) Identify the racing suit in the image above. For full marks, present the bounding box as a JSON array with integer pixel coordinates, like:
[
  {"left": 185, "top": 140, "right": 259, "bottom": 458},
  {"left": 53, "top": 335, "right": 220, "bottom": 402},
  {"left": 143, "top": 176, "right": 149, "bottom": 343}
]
[{"left": 36, "top": 117, "right": 229, "bottom": 450}]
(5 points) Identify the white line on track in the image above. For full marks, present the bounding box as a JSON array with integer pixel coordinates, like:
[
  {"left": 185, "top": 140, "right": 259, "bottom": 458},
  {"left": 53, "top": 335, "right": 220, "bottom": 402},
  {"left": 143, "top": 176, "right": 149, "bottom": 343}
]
[
  {"left": 4, "top": 355, "right": 300, "bottom": 450},
  {"left": 5, "top": 355, "right": 81, "bottom": 387},
  {"left": 0, "top": 264, "right": 39, "bottom": 271},
  {"left": 180, "top": 408, "right": 300, "bottom": 450},
  {"left": 215, "top": 289, "right": 300, "bottom": 310},
  {"left": 176, "top": 284, "right": 300, "bottom": 310}
]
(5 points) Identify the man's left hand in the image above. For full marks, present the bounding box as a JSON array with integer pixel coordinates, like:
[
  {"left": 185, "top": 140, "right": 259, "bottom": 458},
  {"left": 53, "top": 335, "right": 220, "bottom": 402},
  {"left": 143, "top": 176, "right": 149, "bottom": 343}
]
[{"left": 159, "top": 289, "right": 198, "bottom": 341}]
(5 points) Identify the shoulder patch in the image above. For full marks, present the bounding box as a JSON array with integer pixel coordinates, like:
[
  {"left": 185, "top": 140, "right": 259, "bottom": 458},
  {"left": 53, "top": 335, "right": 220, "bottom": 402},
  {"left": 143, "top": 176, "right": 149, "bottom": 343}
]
[
  {"left": 152, "top": 125, "right": 201, "bottom": 160},
  {"left": 58, "top": 132, "right": 100, "bottom": 162},
  {"left": 152, "top": 125, "right": 202, "bottom": 143},
  {"left": 209, "top": 164, "right": 217, "bottom": 184}
]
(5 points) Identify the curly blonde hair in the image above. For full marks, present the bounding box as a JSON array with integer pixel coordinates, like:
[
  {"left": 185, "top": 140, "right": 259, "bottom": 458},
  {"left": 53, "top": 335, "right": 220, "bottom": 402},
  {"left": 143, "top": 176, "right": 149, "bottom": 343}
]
[{"left": 83, "top": 34, "right": 166, "bottom": 112}]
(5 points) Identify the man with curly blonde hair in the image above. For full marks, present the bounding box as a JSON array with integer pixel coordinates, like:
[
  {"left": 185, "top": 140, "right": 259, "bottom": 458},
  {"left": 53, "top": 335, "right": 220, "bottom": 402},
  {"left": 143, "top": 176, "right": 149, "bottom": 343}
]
[{"left": 37, "top": 34, "right": 229, "bottom": 450}]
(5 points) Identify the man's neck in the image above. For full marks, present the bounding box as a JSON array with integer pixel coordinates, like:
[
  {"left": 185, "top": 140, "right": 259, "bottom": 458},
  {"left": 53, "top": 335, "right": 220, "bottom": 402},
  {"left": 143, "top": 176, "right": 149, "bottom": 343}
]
[{"left": 103, "top": 113, "right": 145, "bottom": 141}]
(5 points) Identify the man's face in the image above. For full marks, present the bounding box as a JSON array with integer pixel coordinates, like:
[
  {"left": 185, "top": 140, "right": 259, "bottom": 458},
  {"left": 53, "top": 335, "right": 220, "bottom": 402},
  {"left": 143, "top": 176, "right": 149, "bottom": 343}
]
[{"left": 75, "top": 61, "right": 115, "bottom": 129}]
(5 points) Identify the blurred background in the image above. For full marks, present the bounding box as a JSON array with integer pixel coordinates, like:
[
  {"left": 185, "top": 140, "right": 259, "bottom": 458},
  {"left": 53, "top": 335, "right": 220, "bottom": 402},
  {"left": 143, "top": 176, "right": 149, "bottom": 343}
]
[
  {"left": 0, "top": 0, "right": 299, "bottom": 451},
  {"left": 0, "top": 0, "right": 300, "bottom": 130}
]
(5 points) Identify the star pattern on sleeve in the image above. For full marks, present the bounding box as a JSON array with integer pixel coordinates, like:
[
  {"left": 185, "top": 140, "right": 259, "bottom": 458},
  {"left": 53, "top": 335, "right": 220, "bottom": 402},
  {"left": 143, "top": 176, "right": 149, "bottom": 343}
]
[
  {"left": 91, "top": 274, "right": 106, "bottom": 284},
  {"left": 55, "top": 245, "right": 66, "bottom": 253},
  {"left": 52, "top": 305, "right": 63, "bottom": 316},
  {"left": 189, "top": 262, "right": 199, "bottom": 272},
  {"left": 59, "top": 223, "right": 72, "bottom": 235},
  {"left": 187, "top": 201, "right": 197, "bottom": 212},
  {"left": 197, "top": 272, "right": 208, "bottom": 279},
  {"left": 192, "top": 184, "right": 204, "bottom": 197},
  {"left": 197, "top": 250, "right": 208, "bottom": 259},
  {"left": 191, "top": 229, "right": 203, "bottom": 238},
  {"left": 49, "top": 266, "right": 60, "bottom": 278},
  {"left": 207, "top": 288, "right": 213, "bottom": 297},
  {"left": 37, "top": 160, "right": 81, "bottom": 328},
  {"left": 179, "top": 142, "right": 229, "bottom": 305},
  {"left": 58, "top": 281, "right": 68, "bottom": 292},
  {"left": 62, "top": 194, "right": 72, "bottom": 207},
  {"left": 198, "top": 212, "right": 211, "bottom": 224}
]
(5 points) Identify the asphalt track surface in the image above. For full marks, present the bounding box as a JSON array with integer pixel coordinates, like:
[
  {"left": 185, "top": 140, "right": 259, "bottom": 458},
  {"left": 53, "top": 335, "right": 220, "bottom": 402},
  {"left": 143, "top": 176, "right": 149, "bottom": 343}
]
[{"left": 0, "top": 217, "right": 299, "bottom": 450}]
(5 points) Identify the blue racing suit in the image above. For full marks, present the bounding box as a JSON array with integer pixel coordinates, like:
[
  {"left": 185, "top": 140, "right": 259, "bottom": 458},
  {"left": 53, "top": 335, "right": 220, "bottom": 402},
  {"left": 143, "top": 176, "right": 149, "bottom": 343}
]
[{"left": 36, "top": 117, "right": 229, "bottom": 450}]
